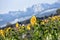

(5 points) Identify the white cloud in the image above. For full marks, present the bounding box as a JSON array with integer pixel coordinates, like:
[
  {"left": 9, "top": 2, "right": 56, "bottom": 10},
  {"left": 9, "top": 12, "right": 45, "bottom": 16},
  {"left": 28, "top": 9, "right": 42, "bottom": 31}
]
[
  {"left": 57, "top": 0, "right": 60, "bottom": 3},
  {"left": 10, "top": 16, "right": 31, "bottom": 24},
  {"left": 10, "top": 19, "right": 19, "bottom": 24},
  {"left": 0, "top": 24, "right": 7, "bottom": 28},
  {"left": 39, "top": 8, "right": 57, "bottom": 15},
  {"left": 33, "top": 4, "right": 44, "bottom": 13},
  {"left": 0, "top": 0, "right": 59, "bottom": 14},
  {"left": 0, "top": 11, "right": 8, "bottom": 14}
]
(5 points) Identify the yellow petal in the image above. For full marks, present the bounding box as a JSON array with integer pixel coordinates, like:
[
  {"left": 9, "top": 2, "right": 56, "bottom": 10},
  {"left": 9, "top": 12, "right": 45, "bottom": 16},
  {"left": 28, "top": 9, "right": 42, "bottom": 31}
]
[
  {"left": 30, "top": 16, "right": 36, "bottom": 25},
  {"left": 16, "top": 23, "right": 19, "bottom": 28},
  {"left": 27, "top": 24, "right": 31, "bottom": 30}
]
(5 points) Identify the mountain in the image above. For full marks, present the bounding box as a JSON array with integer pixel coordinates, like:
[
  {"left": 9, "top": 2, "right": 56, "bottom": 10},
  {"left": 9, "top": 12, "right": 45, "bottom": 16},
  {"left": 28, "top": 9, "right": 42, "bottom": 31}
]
[
  {"left": 41, "top": 3, "right": 60, "bottom": 9},
  {"left": 0, "top": 6, "right": 34, "bottom": 27},
  {"left": 0, "top": 2, "right": 60, "bottom": 28},
  {"left": 35, "top": 8, "right": 58, "bottom": 18}
]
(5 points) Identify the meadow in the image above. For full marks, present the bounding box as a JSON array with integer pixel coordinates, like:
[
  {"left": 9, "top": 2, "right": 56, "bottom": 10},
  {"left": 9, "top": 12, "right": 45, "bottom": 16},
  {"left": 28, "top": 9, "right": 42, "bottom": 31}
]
[{"left": 0, "top": 15, "right": 60, "bottom": 40}]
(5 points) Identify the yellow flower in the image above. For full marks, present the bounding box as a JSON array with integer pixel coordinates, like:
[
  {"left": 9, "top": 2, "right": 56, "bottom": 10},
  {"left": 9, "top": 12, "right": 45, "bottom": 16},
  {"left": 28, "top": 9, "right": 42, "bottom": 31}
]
[
  {"left": 30, "top": 16, "right": 36, "bottom": 25},
  {"left": 54, "top": 16, "right": 58, "bottom": 19},
  {"left": 51, "top": 17, "right": 56, "bottom": 21},
  {"left": 41, "top": 22, "right": 45, "bottom": 25},
  {"left": 0, "top": 30, "right": 5, "bottom": 37},
  {"left": 6, "top": 27, "right": 11, "bottom": 32},
  {"left": 44, "top": 19, "right": 49, "bottom": 23},
  {"left": 16, "top": 23, "right": 19, "bottom": 28},
  {"left": 27, "top": 24, "right": 31, "bottom": 30}
]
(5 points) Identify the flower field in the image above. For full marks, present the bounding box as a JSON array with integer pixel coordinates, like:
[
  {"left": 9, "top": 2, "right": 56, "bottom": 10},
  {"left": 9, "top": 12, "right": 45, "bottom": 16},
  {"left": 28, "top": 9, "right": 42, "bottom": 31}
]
[{"left": 0, "top": 15, "right": 60, "bottom": 40}]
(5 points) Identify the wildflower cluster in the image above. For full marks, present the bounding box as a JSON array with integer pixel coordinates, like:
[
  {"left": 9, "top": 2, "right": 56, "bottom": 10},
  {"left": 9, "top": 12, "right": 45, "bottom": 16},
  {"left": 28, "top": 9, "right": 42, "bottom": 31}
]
[{"left": 0, "top": 15, "right": 60, "bottom": 40}]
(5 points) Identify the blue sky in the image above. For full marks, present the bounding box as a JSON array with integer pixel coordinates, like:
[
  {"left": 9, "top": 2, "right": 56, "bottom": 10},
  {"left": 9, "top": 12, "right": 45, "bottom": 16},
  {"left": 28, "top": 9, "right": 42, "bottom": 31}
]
[{"left": 0, "top": 0, "right": 59, "bottom": 14}]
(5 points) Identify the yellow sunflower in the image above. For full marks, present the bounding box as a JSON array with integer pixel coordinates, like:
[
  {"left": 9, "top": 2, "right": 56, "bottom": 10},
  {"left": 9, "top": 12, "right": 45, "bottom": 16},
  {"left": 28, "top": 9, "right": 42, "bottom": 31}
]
[
  {"left": 30, "top": 16, "right": 36, "bottom": 25},
  {"left": 6, "top": 27, "right": 11, "bottom": 32},
  {"left": 0, "top": 30, "right": 5, "bottom": 37},
  {"left": 27, "top": 24, "right": 31, "bottom": 30},
  {"left": 16, "top": 22, "right": 19, "bottom": 28},
  {"left": 44, "top": 19, "right": 49, "bottom": 23},
  {"left": 41, "top": 21, "right": 45, "bottom": 25},
  {"left": 51, "top": 17, "right": 56, "bottom": 21}
]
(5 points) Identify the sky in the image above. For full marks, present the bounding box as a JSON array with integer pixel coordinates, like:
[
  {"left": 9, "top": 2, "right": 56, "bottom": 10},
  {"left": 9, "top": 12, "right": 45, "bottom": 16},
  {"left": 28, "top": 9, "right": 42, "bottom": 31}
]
[{"left": 0, "top": 0, "right": 59, "bottom": 14}]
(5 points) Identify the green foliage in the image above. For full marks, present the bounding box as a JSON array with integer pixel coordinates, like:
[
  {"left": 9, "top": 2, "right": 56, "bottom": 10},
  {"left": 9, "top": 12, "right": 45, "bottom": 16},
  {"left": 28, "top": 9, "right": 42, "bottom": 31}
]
[{"left": 0, "top": 15, "right": 60, "bottom": 40}]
